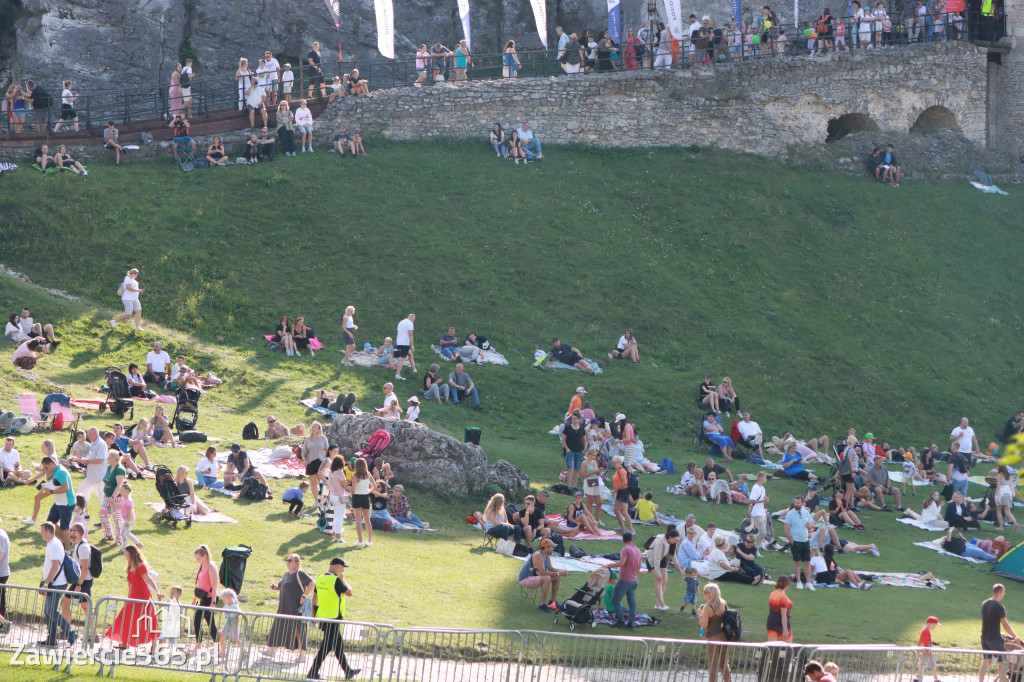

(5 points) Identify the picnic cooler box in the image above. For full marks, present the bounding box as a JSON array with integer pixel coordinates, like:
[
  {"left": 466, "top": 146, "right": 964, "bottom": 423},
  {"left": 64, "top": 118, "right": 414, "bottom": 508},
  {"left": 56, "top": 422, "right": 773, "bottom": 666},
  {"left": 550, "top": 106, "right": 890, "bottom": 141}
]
[{"left": 465, "top": 427, "right": 482, "bottom": 445}]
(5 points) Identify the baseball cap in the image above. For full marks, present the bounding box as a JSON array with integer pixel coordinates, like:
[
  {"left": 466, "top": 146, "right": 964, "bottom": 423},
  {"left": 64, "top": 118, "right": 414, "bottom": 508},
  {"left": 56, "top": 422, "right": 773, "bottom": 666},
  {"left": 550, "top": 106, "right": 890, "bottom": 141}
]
[
  {"left": 614, "top": 413, "right": 626, "bottom": 422},
  {"left": 230, "top": 443, "right": 241, "bottom": 452},
  {"left": 574, "top": 490, "right": 583, "bottom": 497},
  {"left": 576, "top": 386, "right": 587, "bottom": 394},
  {"left": 408, "top": 396, "right": 420, "bottom": 403},
  {"left": 540, "top": 539, "right": 552, "bottom": 548},
  {"left": 807, "top": 483, "right": 816, "bottom": 490},
  {"left": 927, "top": 616, "right": 940, "bottom": 624},
  {"left": 865, "top": 433, "right": 875, "bottom": 439},
  {"left": 330, "top": 558, "right": 349, "bottom": 567}
]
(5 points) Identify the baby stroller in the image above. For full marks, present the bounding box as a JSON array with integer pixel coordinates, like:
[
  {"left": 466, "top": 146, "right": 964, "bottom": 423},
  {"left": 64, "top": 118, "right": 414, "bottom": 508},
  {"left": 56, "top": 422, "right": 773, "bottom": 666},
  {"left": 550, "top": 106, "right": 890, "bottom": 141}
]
[
  {"left": 553, "top": 567, "right": 609, "bottom": 631},
  {"left": 172, "top": 385, "right": 201, "bottom": 432},
  {"left": 314, "top": 481, "right": 335, "bottom": 533},
  {"left": 103, "top": 367, "right": 135, "bottom": 420},
  {"left": 153, "top": 464, "right": 192, "bottom": 528},
  {"left": 355, "top": 429, "right": 392, "bottom": 459}
]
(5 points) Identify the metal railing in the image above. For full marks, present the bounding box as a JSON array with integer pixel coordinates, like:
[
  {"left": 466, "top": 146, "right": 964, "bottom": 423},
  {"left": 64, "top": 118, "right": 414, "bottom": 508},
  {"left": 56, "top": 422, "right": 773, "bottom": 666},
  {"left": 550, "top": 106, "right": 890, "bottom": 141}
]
[
  {"left": 0, "top": 581, "right": 1023, "bottom": 682},
  {"left": 1, "top": 9, "right": 1008, "bottom": 141}
]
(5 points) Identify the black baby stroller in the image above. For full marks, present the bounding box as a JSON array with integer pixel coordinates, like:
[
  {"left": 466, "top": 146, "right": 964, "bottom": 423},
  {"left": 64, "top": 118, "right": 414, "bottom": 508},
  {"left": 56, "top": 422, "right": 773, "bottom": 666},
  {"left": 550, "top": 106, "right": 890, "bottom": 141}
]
[
  {"left": 172, "top": 385, "right": 201, "bottom": 432},
  {"left": 553, "top": 567, "right": 609, "bottom": 631},
  {"left": 103, "top": 366, "right": 135, "bottom": 420},
  {"left": 153, "top": 464, "right": 192, "bottom": 528}
]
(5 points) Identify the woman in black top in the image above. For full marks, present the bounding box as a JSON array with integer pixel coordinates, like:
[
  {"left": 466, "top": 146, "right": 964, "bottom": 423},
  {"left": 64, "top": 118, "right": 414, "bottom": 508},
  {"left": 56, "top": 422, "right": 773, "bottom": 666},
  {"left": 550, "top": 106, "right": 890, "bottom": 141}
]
[
  {"left": 272, "top": 315, "right": 297, "bottom": 356},
  {"left": 291, "top": 317, "right": 312, "bottom": 356},
  {"left": 206, "top": 136, "right": 227, "bottom": 166},
  {"left": 944, "top": 491, "right": 980, "bottom": 530}
]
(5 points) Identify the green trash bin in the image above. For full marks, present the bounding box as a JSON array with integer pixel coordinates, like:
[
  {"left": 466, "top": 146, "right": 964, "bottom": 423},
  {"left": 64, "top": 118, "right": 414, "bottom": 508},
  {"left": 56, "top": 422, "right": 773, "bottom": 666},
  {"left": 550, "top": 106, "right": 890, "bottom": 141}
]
[{"left": 465, "top": 426, "right": 482, "bottom": 445}]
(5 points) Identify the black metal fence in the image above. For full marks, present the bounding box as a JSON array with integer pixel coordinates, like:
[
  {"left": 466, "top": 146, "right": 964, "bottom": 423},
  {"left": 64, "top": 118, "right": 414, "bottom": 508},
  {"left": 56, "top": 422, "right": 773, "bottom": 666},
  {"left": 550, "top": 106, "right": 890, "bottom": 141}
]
[{"left": 0, "top": 9, "right": 1006, "bottom": 140}]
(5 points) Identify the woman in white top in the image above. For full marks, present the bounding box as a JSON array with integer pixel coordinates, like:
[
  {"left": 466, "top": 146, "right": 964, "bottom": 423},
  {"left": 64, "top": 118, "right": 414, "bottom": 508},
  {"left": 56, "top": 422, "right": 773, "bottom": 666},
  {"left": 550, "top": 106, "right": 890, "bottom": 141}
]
[
  {"left": 342, "top": 306, "right": 358, "bottom": 366},
  {"left": 5, "top": 314, "right": 29, "bottom": 343},
  {"left": 611, "top": 329, "right": 639, "bottom": 364},
  {"left": 902, "top": 489, "right": 949, "bottom": 528},
  {"left": 112, "top": 268, "right": 143, "bottom": 330},
  {"left": 294, "top": 100, "right": 314, "bottom": 153},
  {"left": 996, "top": 465, "right": 1019, "bottom": 531},
  {"left": 350, "top": 458, "right": 376, "bottom": 548},
  {"left": 53, "top": 79, "right": 79, "bottom": 132},
  {"left": 479, "top": 493, "right": 523, "bottom": 541},
  {"left": 236, "top": 58, "right": 252, "bottom": 111},
  {"left": 647, "top": 528, "right": 683, "bottom": 610},
  {"left": 707, "top": 535, "right": 762, "bottom": 584},
  {"left": 174, "top": 465, "right": 214, "bottom": 515}
]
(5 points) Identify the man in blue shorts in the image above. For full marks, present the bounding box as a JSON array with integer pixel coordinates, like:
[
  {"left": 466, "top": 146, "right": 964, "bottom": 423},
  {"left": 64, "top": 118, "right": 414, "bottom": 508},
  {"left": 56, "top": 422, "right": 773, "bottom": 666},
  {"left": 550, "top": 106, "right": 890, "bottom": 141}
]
[
  {"left": 560, "top": 412, "right": 589, "bottom": 489},
  {"left": 40, "top": 456, "right": 75, "bottom": 548},
  {"left": 169, "top": 114, "right": 196, "bottom": 153}
]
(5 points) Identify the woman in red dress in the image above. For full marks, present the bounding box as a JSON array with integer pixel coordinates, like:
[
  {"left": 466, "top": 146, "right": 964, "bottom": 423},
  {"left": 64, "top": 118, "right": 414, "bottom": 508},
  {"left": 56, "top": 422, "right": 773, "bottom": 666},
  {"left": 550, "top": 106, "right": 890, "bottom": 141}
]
[
  {"left": 104, "top": 546, "right": 162, "bottom": 648},
  {"left": 625, "top": 28, "right": 643, "bottom": 70}
]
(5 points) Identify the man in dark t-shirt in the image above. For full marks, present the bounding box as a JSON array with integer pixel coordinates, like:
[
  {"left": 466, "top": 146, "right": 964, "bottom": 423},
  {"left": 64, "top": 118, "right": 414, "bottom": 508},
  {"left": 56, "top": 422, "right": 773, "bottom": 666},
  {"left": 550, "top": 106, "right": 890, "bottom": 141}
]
[
  {"left": 1002, "top": 411, "right": 1024, "bottom": 443},
  {"left": 702, "top": 457, "right": 734, "bottom": 484},
  {"left": 550, "top": 337, "right": 596, "bottom": 375},
  {"left": 980, "top": 583, "right": 1018, "bottom": 682},
  {"left": 307, "top": 41, "right": 326, "bottom": 99},
  {"left": 560, "top": 414, "right": 589, "bottom": 488}
]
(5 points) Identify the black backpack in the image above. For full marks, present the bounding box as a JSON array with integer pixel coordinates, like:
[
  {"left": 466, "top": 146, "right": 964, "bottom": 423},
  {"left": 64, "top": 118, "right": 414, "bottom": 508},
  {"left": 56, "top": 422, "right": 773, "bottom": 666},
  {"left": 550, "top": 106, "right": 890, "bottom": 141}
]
[
  {"left": 722, "top": 608, "right": 742, "bottom": 641},
  {"left": 78, "top": 541, "right": 103, "bottom": 579},
  {"left": 627, "top": 473, "right": 641, "bottom": 500},
  {"left": 240, "top": 477, "right": 269, "bottom": 501},
  {"left": 180, "top": 70, "right": 192, "bottom": 88},
  {"left": 242, "top": 422, "right": 259, "bottom": 440},
  {"left": 955, "top": 453, "right": 970, "bottom": 474}
]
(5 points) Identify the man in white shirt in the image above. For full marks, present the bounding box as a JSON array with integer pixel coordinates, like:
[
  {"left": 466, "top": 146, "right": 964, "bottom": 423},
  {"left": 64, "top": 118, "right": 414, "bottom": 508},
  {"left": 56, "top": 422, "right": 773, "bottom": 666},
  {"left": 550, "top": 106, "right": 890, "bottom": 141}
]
[
  {"left": 747, "top": 471, "right": 770, "bottom": 547},
  {"left": 696, "top": 522, "right": 717, "bottom": 557},
  {"left": 737, "top": 411, "right": 764, "bottom": 456},
  {"left": 170, "top": 355, "right": 188, "bottom": 383},
  {"left": 517, "top": 121, "right": 542, "bottom": 160},
  {"left": 1, "top": 437, "right": 30, "bottom": 485},
  {"left": 264, "top": 51, "right": 281, "bottom": 106},
  {"left": 394, "top": 314, "right": 417, "bottom": 380},
  {"left": 144, "top": 341, "right": 172, "bottom": 384},
  {"left": 39, "top": 521, "right": 78, "bottom": 647},
  {"left": 20, "top": 307, "right": 58, "bottom": 348},
  {"left": 688, "top": 14, "right": 702, "bottom": 64},
  {"left": 112, "top": 268, "right": 143, "bottom": 331},
  {"left": 180, "top": 58, "right": 194, "bottom": 117},
  {"left": 375, "top": 383, "right": 402, "bottom": 419},
  {"left": 951, "top": 417, "right": 980, "bottom": 457},
  {"left": 77, "top": 427, "right": 108, "bottom": 510}
]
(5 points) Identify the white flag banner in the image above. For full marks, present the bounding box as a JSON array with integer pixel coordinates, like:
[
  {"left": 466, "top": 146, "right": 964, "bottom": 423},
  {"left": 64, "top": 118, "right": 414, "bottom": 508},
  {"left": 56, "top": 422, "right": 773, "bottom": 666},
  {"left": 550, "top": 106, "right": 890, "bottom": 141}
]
[
  {"left": 793, "top": 0, "right": 799, "bottom": 33},
  {"left": 530, "top": 0, "right": 548, "bottom": 47},
  {"left": 458, "top": 0, "right": 472, "bottom": 49},
  {"left": 375, "top": 0, "right": 395, "bottom": 58},
  {"left": 662, "top": 0, "right": 684, "bottom": 39}
]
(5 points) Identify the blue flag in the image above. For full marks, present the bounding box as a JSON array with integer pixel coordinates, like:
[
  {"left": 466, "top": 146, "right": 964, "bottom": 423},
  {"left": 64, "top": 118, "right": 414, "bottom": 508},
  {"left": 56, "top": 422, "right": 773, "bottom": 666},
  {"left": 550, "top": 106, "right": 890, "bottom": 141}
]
[
  {"left": 732, "top": 0, "right": 743, "bottom": 30},
  {"left": 607, "top": 0, "right": 622, "bottom": 44}
]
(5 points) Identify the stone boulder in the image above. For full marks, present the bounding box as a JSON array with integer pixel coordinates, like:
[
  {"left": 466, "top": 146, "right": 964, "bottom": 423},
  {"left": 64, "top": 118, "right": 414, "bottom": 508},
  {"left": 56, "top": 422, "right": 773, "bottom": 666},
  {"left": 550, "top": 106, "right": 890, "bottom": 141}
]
[
  {"left": 324, "top": 414, "right": 488, "bottom": 496},
  {"left": 486, "top": 459, "right": 531, "bottom": 502}
]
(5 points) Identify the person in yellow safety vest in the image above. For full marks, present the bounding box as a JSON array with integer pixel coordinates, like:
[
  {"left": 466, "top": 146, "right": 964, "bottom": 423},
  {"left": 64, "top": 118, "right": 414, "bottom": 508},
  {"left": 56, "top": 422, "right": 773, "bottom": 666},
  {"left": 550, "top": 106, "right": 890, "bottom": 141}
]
[
  {"left": 981, "top": 0, "right": 992, "bottom": 16},
  {"left": 307, "top": 558, "right": 359, "bottom": 680}
]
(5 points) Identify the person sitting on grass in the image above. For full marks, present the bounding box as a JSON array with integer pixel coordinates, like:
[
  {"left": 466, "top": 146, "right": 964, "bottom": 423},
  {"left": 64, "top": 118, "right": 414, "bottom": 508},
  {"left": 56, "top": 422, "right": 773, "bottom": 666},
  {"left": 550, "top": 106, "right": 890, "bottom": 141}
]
[
  {"left": 706, "top": 471, "right": 732, "bottom": 504},
  {"left": 550, "top": 337, "right": 596, "bottom": 375},
  {"left": 448, "top": 363, "right": 480, "bottom": 407},
  {"left": 458, "top": 338, "right": 485, "bottom": 364},
  {"left": 245, "top": 133, "right": 260, "bottom": 163},
  {"left": 681, "top": 461, "right": 709, "bottom": 498},
  {"left": 266, "top": 415, "right": 305, "bottom": 439},
  {"left": 633, "top": 491, "right": 659, "bottom": 523},
  {"left": 206, "top": 136, "right": 228, "bottom": 167},
  {"left": 514, "top": 494, "right": 551, "bottom": 546},
  {"left": 477, "top": 492, "right": 522, "bottom": 541},
  {"left": 867, "top": 147, "right": 891, "bottom": 183},
  {"left": 34, "top": 145, "right": 55, "bottom": 172},
  {"left": 699, "top": 375, "right": 721, "bottom": 414},
  {"left": 173, "top": 465, "right": 216, "bottom": 516},
  {"left": 865, "top": 456, "right": 903, "bottom": 511},
  {"left": 54, "top": 145, "right": 87, "bottom": 175},
  {"left": 567, "top": 490, "right": 602, "bottom": 533},
  {"left": 810, "top": 545, "right": 871, "bottom": 589},
  {"left": 11, "top": 337, "right": 48, "bottom": 370},
  {"left": 780, "top": 442, "right": 818, "bottom": 483},
  {"left": 126, "top": 363, "right": 147, "bottom": 398},
  {"left": 944, "top": 490, "right": 979, "bottom": 530},
  {"left": 351, "top": 129, "right": 366, "bottom": 156},
  {"left": 883, "top": 144, "right": 901, "bottom": 187},
  {"left": 611, "top": 329, "right": 639, "bottom": 364},
  {"left": 376, "top": 337, "right": 396, "bottom": 369},
  {"left": 387, "top": 484, "right": 427, "bottom": 529},
  {"left": 333, "top": 125, "right": 354, "bottom": 156},
  {"left": 224, "top": 443, "right": 269, "bottom": 489},
  {"left": 195, "top": 447, "right": 224, "bottom": 489}
]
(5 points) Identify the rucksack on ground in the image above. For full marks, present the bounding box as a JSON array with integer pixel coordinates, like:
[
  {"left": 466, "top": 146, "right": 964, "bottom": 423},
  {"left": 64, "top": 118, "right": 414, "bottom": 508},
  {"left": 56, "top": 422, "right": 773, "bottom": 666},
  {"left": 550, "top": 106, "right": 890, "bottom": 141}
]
[
  {"left": 241, "top": 422, "right": 259, "bottom": 440},
  {"left": 240, "top": 477, "right": 269, "bottom": 501},
  {"left": 722, "top": 608, "right": 742, "bottom": 641}
]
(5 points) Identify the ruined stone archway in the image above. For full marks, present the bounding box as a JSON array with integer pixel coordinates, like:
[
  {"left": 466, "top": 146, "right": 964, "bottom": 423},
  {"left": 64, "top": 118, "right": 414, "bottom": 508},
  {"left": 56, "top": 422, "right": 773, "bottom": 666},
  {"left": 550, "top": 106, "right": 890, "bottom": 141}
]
[
  {"left": 910, "top": 105, "right": 962, "bottom": 134},
  {"left": 825, "top": 113, "right": 881, "bottom": 142}
]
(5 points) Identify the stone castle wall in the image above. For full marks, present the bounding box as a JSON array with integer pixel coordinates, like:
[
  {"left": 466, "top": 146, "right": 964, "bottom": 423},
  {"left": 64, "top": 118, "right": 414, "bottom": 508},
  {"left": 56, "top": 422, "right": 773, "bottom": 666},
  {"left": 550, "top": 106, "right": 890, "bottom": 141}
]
[{"left": 322, "top": 42, "right": 988, "bottom": 155}]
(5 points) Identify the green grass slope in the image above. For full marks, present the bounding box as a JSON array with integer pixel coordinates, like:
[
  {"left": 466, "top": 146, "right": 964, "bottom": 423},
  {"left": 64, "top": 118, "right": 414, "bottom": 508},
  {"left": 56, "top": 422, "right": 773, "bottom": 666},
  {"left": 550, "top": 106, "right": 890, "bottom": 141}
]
[{"left": 0, "top": 142, "right": 1021, "bottom": 664}]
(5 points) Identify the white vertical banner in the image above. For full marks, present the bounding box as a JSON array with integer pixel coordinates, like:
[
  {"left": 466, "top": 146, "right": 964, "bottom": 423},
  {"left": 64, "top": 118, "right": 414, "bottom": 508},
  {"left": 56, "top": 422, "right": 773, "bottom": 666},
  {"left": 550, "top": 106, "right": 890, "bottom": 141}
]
[
  {"left": 530, "top": 0, "right": 548, "bottom": 47},
  {"left": 375, "top": 0, "right": 395, "bottom": 58},
  {"left": 793, "top": 0, "right": 799, "bottom": 34},
  {"left": 458, "top": 0, "right": 472, "bottom": 49},
  {"left": 662, "top": 0, "right": 684, "bottom": 39}
]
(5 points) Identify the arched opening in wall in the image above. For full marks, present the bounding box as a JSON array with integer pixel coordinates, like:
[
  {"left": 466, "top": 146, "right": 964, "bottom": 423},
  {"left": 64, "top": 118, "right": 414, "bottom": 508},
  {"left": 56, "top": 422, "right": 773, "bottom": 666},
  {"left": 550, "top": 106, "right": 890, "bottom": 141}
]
[
  {"left": 825, "top": 113, "right": 880, "bottom": 142},
  {"left": 910, "top": 106, "right": 962, "bottom": 134}
]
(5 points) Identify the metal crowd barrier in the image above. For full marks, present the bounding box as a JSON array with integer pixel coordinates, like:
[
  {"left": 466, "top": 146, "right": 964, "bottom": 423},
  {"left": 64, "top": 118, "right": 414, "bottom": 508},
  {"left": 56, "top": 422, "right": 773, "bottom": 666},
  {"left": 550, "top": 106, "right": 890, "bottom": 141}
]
[
  {"left": 803, "top": 644, "right": 1024, "bottom": 682},
  {"left": 0, "top": 582, "right": 92, "bottom": 673},
  {"left": 375, "top": 628, "right": 526, "bottom": 682}
]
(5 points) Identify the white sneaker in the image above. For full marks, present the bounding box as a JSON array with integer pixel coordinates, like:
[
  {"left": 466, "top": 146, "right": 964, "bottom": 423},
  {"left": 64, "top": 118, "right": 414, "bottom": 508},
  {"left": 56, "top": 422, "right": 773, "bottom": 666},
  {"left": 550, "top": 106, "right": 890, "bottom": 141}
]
[
  {"left": 82, "top": 170, "right": 88, "bottom": 176},
  {"left": 294, "top": 350, "right": 301, "bottom": 356},
  {"left": 134, "top": 327, "right": 142, "bottom": 331},
  {"left": 796, "top": 582, "right": 804, "bottom": 590},
  {"left": 302, "top": 147, "right": 307, "bottom": 153},
  {"left": 336, "top": 537, "right": 346, "bottom": 543},
  {"left": 110, "top": 320, "right": 118, "bottom": 329},
  {"left": 807, "top": 584, "right": 816, "bottom": 591},
  {"left": 870, "top": 544, "right": 880, "bottom": 556},
  {"left": 286, "top": 349, "right": 293, "bottom": 356},
  {"left": 422, "top": 522, "right": 429, "bottom": 529},
  {"left": 394, "top": 375, "right": 405, "bottom": 380},
  {"left": 365, "top": 541, "right": 372, "bottom": 547},
  {"left": 308, "top": 350, "right": 315, "bottom": 357},
  {"left": 354, "top": 542, "right": 363, "bottom": 548},
  {"left": 412, "top": 369, "right": 417, "bottom": 374},
  {"left": 21, "top": 518, "right": 34, "bottom": 525},
  {"left": 309, "top": 147, "right": 314, "bottom": 153}
]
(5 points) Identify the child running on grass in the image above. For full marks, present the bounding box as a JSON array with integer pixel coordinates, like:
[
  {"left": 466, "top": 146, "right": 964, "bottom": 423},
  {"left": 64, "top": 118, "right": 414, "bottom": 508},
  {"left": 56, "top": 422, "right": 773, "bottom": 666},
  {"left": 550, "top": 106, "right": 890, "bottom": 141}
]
[{"left": 118, "top": 483, "right": 142, "bottom": 550}]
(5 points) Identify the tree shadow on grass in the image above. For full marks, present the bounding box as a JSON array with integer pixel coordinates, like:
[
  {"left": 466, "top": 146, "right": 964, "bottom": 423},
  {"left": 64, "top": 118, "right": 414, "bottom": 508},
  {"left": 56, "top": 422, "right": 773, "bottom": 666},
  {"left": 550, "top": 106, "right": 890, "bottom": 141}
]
[{"left": 232, "top": 377, "right": 289, "bottom": 416}]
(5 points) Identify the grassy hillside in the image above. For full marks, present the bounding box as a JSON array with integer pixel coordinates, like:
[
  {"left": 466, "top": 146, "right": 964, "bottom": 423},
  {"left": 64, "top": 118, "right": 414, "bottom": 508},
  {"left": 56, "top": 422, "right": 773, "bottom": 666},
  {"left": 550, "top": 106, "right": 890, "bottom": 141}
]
[{"left": 0, "top": 141, "right": 1022, "bottom": 672}]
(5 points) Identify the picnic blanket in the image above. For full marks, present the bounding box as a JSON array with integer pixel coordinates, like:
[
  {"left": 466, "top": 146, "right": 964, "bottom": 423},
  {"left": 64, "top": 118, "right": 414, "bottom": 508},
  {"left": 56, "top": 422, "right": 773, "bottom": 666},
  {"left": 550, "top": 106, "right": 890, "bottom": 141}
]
[
  {"left": 864, "top": 572, "right": 949, "bottom": 590},
  {"left": 265, "top": 335, "right": 324, "bottom": 350},
  {"left": 913, "top": 538, "right": 988, "bottom": 564},
  {"left": 429, "top": 344, "right": 510, "bottom": 366},
  {"left": 886, "top": 471, "right": 931, "bottom": 486},
  {"left": 144, "top": 502, "right": 237, "bottom": 523},
  {"left": 212, "top": 447, "right": 305, "bottom": 480},
  {"left": 86, "top": 388, "right": 177, "bottom": 404},
  {"left": 898, "top": 517, "right": 950, "bottom": 531},
  {"left": 32, "top": 163, "right": 88, "bottom": 174},
  {"left": 590, "top": 609, "right": 661, "bottom": 627},
  {"left": 299, "top": 398, "right": 363, "bottom": 420},
  {"left": 345, "top": 350, "right": 389, "bottom": 367},
  {"left": 547, "top": 514, "right": 622, "bottom": 540},
  {"left": 0, "top": 163, "right": 16, "bottom": 174},
  {"left": 599, "top": 502, "right": 679, "bottom": 526}
]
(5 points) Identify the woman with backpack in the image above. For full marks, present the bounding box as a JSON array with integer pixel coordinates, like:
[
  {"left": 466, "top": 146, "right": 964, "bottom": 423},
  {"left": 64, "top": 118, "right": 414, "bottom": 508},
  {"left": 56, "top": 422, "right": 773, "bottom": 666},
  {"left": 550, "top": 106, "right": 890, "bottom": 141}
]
[{"left": 699, "top": 582, "right": 734, "bottom": 682}]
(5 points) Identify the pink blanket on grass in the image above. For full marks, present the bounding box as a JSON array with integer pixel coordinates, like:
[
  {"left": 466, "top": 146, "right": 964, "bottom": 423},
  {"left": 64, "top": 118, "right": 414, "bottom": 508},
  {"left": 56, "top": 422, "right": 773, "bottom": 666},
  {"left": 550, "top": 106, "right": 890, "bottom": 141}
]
[{"left": 265, "top": 335, "right": 324, "bottom": 350}]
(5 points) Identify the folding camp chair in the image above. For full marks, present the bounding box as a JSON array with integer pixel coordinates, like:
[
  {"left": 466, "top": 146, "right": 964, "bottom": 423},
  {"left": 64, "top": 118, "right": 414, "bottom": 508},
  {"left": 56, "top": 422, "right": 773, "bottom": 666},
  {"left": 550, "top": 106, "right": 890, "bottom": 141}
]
[
  {"left": 18, "top": 393, "right": 42, "bottom": 423},
  {"left": 694, "top": 416, "right": 724, "bottom": 457},
  {"left": 174, "top": 139, "right": 197, "bottom": 172}
]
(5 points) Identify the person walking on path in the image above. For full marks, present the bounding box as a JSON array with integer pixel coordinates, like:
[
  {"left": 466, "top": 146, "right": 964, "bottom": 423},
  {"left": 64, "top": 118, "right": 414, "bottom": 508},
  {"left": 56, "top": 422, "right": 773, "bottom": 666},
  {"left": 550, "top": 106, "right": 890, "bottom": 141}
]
[
  {"left": 979, "top": 583, "right": 1019, "bottom": 682},
  {"left": 112, "top": 268, "right": 144, "bottom": 331},
  {"left": 308, "top": 557, "right": 360, "bottom": 680},
  {"left": 606, "top": 531, "right": 642, "bottom": 629},
  {"left": 38, "top": 521, "right": 78, "bottom": 648}
]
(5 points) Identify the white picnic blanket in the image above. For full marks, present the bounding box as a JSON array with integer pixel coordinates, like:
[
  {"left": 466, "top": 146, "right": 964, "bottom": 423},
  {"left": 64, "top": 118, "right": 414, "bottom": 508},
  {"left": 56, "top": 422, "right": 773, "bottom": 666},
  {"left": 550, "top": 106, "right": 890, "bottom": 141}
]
[
  {"left": 913, "top": 537, "right": 987, "bottom": 563},
  {"left": 898, "top": 517, "right": 949, "bottom": 531},
  {"left": 214, "top": 447, "right": 303, "bottom": 480},
  {"left": 886, "top": 471, "right": 932, "bottom": 486},
  {"left": 346, "top": 350, "right": 389, "bottom": 367},
  {"left": 430, "top": 344, "right": 509, "bottom": 366},
  {"left": 144, "top": 502, "right": 237, "bottom": 523}
]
